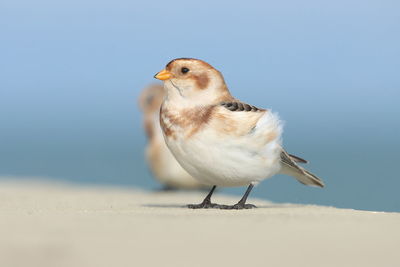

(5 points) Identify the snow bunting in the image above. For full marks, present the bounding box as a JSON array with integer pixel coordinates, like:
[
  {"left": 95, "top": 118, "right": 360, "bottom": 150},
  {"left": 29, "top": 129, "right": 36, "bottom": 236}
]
[
  {"left": 154, "top": 58, "right": 324, "bottom": 209},
  {"left": 139, "top": 84, "right": 207, "bottom": 189}
]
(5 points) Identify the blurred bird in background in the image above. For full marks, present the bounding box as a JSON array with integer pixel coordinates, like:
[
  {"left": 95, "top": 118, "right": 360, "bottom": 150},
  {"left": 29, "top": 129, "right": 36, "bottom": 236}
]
[{"left": 138, "top": 84, "right": 207, "bottom": 189}]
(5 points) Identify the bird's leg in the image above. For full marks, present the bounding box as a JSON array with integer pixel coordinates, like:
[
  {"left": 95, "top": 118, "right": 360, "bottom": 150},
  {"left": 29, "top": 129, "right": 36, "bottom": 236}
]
[
  {"left": 219, "top": 184, "right": 257, "bottom": 210},
  {"left": 187, "top": 185, "right": 218, "bottom": 209}
]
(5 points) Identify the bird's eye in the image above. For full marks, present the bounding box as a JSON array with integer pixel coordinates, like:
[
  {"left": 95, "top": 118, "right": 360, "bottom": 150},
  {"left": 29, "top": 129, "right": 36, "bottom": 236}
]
[{"left": 181, "top": 67, "right": 189, "bottom": 74}]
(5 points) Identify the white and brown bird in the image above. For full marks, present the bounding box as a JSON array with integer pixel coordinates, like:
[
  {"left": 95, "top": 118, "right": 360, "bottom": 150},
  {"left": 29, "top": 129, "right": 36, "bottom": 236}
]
[
  {"left": 154, "top": 58, "right": 324, "bottom": 209},
  {"left": 138, "top": 84, "right": 207, "bottom": 189}
]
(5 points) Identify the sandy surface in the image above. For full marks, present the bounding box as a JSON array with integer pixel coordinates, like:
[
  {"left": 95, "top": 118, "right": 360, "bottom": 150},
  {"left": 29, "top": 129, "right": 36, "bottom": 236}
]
[{"left": 0, "top": 179, "right": 399, "bottom": 267}]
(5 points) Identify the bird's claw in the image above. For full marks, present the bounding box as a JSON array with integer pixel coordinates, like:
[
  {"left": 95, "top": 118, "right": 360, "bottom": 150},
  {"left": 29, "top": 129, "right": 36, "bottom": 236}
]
[
  {"left": 187, "top": 201, "right": 218, "bottom": 209},
  {"left": 217, "top": 203, "right": 257, "bottom": 210}
]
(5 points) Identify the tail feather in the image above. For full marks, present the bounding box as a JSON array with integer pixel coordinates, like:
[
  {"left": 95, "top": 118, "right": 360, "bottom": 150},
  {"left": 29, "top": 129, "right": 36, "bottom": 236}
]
[
  {"left": 280, "top": 150, "right": 325, "bottom": 188},
  {"left": 288, "top": 154, "right": 308, "bottom": 164}
]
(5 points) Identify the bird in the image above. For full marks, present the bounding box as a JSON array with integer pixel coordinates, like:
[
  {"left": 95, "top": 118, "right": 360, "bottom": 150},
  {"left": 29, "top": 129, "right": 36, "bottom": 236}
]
[
  {"left": 154, "top": 58, "right": 324, "bottom": 209},
  {"left": 138, "top": 83, "right": 208, "bottom": 189}
]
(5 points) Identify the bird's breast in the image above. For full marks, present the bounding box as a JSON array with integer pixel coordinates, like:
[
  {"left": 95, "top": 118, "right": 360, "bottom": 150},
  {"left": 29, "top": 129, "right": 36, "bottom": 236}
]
[
  {"left": 160, "top": 105, "right": 216, "bottom": 141},
  {"left": 159, "top": 108, "right": 179, "bottom": 140}
]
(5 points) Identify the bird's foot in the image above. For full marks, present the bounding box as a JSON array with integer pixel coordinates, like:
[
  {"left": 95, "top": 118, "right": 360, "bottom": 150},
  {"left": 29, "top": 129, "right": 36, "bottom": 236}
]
[
  {"left": 217, "top": 203, "right": 257, "bottom": 210},
  {"left": 187, "top": 200, "right": 218, "bottom": 209}
]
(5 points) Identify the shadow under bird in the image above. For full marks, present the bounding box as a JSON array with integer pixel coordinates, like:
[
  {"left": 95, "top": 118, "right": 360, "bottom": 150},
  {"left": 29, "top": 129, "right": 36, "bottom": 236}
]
[
  {"left": 139, "top": 84, "right": 208, "bottom": 190},
  {"left": 154, "top": 58, "right": 324, "bottom": 209}
]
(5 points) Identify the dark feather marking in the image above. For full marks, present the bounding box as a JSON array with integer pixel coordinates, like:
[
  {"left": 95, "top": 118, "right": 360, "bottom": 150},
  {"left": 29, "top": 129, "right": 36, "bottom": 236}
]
[
  {"left": 281, "top": 149, "right": 324, "bottom": 187},
  {"left": 220, "top": 101, "right": 262, "bottom": 112},
  {"left": 281, "top": 150, "right": 303, "bottom": 172},
  {"left": 288, "top": 154, "right": 308, "bottom": 164}
]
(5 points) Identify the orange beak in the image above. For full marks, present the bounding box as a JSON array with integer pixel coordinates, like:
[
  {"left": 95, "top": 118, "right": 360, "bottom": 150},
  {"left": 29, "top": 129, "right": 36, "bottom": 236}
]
[{"left": 154, "top": 69, "right": 172, "bottom": 80}]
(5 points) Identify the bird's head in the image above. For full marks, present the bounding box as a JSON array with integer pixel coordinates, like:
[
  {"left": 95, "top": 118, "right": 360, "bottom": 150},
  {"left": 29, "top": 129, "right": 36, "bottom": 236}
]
[
  {"left": 138, "top": 84, "right": 165, "bottom": 115},
  {"left": 154, "top": 58, "right": 232, "bottom": 105}
]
